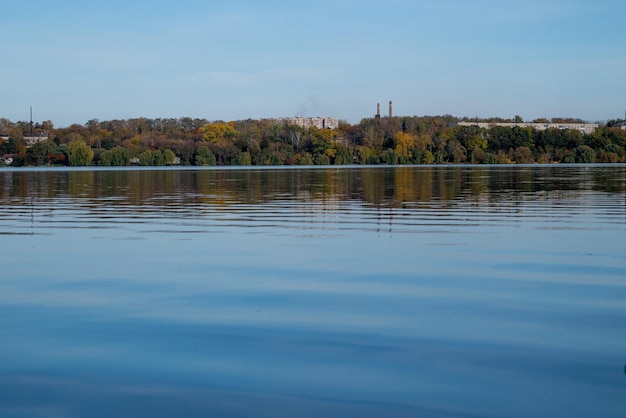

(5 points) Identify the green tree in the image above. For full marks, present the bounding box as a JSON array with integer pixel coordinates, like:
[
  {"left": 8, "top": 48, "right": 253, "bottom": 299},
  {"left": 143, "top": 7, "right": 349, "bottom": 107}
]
[
  {"left": 67, "top": 138, "right": 94, "bottom": 166},
  {"left": 314, "top": 154, "right": 330, "bottom": 165},
  {"left": 562, "top": 129, "right": 583, "bottom": 149},
  {"left": 163, "top": 149, "right": 176, "bottom": 165},
  {"left": 604, "top": 144, "right": 624, "bottom": 159},
  {"left": 575, "top": 145, "right": 596, "bottom": 163},
  {"left": 138, "top": 150, "right": 153, "bottom": 166},
  {"left": 298, "top": 152, "right": 314, "bottom": 165},
  {"left": 562, "top": 151, "right": 576, "bottom": 163},
  {"left": 380, "top": 149, "right": 398, "bottom": 164},
  {"left": 0, "top": 137, "right": 18, "bottom": 155},
  {"left": 261, "top": 149, "right": 282, "bottom": 165},
  {"left": 195, "top": 146, "right": 216, "bottom": 166},
  {"left": 234, "top": 151, "right": 251, "bottom": 165},
  {"left": 466, "top": 134, "right": 486, "bottom": 152},
  {"left": 368, "top": 154, "right": 381, "bottom": 164},
  {"left": 153, "top": 150, "right": 166, "bottom": 166},
  {"left": 333, "top": 146, "right": 352, "bottom": 165},
  {"left": 483, "top": 152, "right": 497, "bottom": 164},
  {"left": 31, "top": 139, "right": 57, "bottom": 165},
  {"left": 100, "top": 147, "right": 129, "bottom": 166},
  {"left": 512, "top": 126, "right": 534, "bottom": 149},
  {"left": 354, "top": 146, "right": 371, "bottom": 165},
  {"left": 422, "top": 150, "right": 435, "bottom": 164}
]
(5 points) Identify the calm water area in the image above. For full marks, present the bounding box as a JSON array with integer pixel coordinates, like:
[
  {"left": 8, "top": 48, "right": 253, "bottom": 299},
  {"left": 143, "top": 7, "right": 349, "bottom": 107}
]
[{"left": 1, "top": 165, "right": 625, "bottom": 417}]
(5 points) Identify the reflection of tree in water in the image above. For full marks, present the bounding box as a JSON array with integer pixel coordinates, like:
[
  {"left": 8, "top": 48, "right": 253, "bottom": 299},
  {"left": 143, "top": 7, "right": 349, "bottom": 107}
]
[{"left": 1, "top": 167, "right": 625, "bottom": 214}]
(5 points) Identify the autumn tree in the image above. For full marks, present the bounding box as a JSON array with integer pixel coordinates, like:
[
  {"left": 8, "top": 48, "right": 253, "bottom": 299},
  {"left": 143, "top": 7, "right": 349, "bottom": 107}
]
[
  {"left": 309, "top": 127, "right": 336, "bottom": 162},
  {"left": 447, "top": 140, "right": 467, "bottom": 163},
  {"left": 199, "top": 122, "right": 240, "bottom": 164},
  {"left": 513, "top": 146, "right": 534, "bottom": 164},
  {"left": 393, "top": 131, "right": 416, "bottom": 163},
  {"left": 199, "top": 122, "right": 239, "bottom": 143}
]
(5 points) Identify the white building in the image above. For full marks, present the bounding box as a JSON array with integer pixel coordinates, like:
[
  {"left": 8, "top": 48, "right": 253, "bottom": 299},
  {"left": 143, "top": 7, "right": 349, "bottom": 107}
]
[
  {"left": 22, "top": 134, "right": 49, "bottom": 147},
  {"left": 269, "top": 117, "right": 339, "bottom": 130},
  {"left": 457, "top": 121, "right": 598, "bottom": 135}
]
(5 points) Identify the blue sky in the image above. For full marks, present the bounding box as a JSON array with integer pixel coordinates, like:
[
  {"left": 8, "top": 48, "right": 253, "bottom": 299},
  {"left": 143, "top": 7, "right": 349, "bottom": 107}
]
[{"left": 2, "top": 0, "right": 625, "bottom": 127}]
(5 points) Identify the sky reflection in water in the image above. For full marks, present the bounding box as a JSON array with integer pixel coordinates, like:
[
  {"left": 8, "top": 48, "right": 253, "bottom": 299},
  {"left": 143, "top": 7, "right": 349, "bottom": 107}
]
[{"left": 1, "top": 166, "right": 625, "bottom": 417}]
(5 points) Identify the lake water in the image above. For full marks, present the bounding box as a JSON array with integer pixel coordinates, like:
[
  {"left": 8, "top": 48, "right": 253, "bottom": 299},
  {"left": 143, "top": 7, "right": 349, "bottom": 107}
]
[{"left": 1, "top": 165, "right": 625, "bottom": 417}]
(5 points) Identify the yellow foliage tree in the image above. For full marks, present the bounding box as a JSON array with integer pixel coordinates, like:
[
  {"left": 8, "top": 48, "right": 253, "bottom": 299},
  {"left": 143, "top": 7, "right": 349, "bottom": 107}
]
[
  {"left": 311, "top": 127, "right": 336, "bottom": 156},
  {"left": 394, "top": 131, "right": 417, "bottom": 160},
  {"left": 199, "top": 122, "right": 239, "bottom": 143}
]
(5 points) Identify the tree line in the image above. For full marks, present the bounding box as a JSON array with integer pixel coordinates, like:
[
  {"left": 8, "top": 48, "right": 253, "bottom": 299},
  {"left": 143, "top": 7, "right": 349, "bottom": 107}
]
[{"left": 1, "top": 115, "right": 625, "bottom": 167}]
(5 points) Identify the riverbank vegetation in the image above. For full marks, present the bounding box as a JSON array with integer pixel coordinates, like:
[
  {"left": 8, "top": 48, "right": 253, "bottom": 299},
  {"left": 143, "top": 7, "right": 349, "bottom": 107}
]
[{"left": 1, "top": 115, "right": 625, "bottom": 167}]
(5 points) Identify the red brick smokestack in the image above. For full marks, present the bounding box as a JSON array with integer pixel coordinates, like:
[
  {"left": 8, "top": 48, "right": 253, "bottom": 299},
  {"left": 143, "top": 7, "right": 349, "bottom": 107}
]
[{"left": 389, "top": 101, "right": 393, "bottom": 119}]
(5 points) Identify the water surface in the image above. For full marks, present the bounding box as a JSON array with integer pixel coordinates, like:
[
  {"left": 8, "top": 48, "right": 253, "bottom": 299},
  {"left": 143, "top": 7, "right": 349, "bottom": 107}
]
[{"left": 1, "top": 165, "right": 625, "bottom": 417}]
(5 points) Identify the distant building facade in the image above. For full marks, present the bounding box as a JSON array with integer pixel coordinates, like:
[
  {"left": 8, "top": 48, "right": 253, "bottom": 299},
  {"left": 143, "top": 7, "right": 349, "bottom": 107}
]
[
  {"left": 22, "top": 134, "right": 50, "bottom": 147},
  {"left": 269, "top": 117, "right": 339, "bottom": 130},
  {"left": 458, "top": 121, "right": 598, "bottom": 135},
  {"left": 1, "top": 133, "right": 49, "bottom": 147}
]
